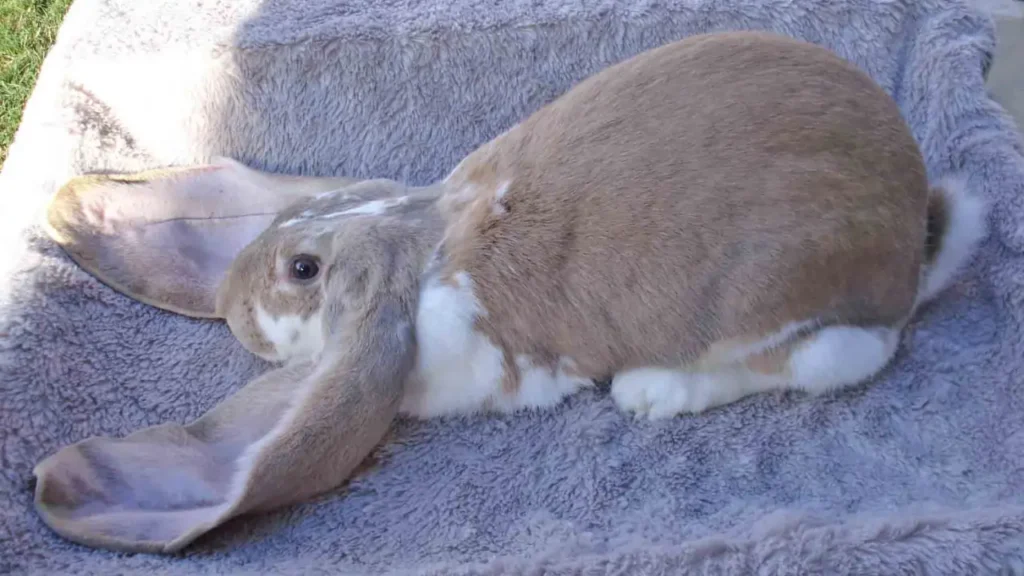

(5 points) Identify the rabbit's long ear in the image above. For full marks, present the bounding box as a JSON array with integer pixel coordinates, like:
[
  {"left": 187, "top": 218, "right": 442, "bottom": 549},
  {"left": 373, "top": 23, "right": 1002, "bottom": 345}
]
[
  {"left": 44, "top": 157, "right": 362, "bottom": 318},
  {"left": 32, "top": 280, "right": 416, "bottom": 553}
]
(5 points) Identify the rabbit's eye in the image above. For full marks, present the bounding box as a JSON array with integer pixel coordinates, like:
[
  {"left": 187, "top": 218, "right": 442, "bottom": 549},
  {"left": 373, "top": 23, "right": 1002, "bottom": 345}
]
[{"left": 289, "top": 255, "right": 320, "bottom": 281}]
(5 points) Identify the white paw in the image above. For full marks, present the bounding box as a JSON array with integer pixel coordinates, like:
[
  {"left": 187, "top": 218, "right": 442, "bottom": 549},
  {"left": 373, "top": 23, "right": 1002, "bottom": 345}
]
[{"left": 610, "top": 367, "right": 710, "bottom": 420}]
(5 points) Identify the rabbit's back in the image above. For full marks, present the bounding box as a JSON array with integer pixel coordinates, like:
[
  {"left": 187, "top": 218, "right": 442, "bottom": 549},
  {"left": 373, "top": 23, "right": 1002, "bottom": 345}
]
[
  {"left": 434, "top": 31, "right": 929, "bottom": 384},
  {"left": 397, "top": 31, "right": 941, "bottom": 418}
]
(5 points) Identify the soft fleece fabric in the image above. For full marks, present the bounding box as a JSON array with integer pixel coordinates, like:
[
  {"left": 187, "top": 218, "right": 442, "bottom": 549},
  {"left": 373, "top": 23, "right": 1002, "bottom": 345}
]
[{"left": 2, "top": 0, "right": 1024, "bottom": 573}]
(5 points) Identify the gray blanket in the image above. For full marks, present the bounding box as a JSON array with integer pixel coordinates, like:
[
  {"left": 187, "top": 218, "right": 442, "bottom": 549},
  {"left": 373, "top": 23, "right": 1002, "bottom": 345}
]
[{"left": 3, "top": 0, "right": 1024, "bottom": 573}]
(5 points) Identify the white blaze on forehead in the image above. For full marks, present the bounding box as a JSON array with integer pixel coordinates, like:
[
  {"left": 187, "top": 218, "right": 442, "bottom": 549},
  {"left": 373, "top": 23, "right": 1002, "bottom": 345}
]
[
  {"left": 255, "top": 304, "right": 325, "bottom": 362},
  {"left": 321, "top": 196, "right": 409, "bottom": 219},
  {"left": 276, "top": 196, "right": 408, "bottom": 229},
  {"left": 278, "top": 210, "right": 316, "bottom": 228}
]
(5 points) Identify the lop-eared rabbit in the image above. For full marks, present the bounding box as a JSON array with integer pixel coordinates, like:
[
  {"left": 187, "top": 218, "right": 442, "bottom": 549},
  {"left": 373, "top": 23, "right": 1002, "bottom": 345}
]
[{"left": 35, "top": 31, "right": 986, "bottom": 553}]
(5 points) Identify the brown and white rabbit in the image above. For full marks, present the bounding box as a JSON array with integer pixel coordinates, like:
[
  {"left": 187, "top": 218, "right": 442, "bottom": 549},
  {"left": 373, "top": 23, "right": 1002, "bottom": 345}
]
[{"left": 36, "top": 30, "right": 986, "bottom": 553}]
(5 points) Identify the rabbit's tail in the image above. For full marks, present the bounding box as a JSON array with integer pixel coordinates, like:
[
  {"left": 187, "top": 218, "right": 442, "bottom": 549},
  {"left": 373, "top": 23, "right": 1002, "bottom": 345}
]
[{"left": 915, "top": 174, "right": 988, "bottom": 308}]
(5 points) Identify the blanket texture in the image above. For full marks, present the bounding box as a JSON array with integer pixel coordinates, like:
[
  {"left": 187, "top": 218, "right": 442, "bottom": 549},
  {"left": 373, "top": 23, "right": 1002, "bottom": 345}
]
[{"left": 3, "top": 0, "right": 1024, "bottom": 573}]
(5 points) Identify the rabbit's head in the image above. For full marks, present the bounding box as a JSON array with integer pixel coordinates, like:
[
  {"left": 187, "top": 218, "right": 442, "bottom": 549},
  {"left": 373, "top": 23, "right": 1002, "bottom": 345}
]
[
  {"left": 210, "top": 178, "right": 442, "bottom": 364},
  {"left": 36, "top": 157, "right": 443, "bottom": 553}
]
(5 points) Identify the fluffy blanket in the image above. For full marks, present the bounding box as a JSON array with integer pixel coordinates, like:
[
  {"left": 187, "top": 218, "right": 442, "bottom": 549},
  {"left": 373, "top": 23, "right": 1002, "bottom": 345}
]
[{"left": 2, "top": 0, "right": 1024, "bottom": 573}]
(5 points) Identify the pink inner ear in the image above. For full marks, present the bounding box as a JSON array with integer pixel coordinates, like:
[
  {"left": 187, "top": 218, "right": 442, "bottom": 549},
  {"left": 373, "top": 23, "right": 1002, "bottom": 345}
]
[{"left": 43, "top": 160, "right": 332, "bottom": 318}]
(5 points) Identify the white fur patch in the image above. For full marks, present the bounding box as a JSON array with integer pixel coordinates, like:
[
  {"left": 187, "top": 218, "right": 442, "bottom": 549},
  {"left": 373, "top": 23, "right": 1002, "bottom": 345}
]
[
  {"left": 400, "top": 271, "right": 587, "bottom": 417},
  {"left": 280, "top": 197, "right": 409, "bottom": 228},
  {"left": 255, "top": 304, "right": 325, "bottom": 362},
  {"left": 490, "top": 355, "right": 592, "bottom": 412},
  {"left": 322, "top": 196, "right": 408, "bottom": 219},
  {"left": 611, "top": 366, "right": 785, "bottom": 419},
  {"left": 492, "top": 180, "right": 511, "bottom": 215},
  {"left": 401, "top": 272, "right": 505, "bottom": 417},
  {"left": 788, "top": 325, "right": 899, "bottom": 393},
  {"left": 612, "top": 324, "right": 900, "bottom": 419},
  {"left": 278, "top": 210, "right": 316, "bottom": 228},
  {"left": 495, "top": 181, "right": 510, "bottom": 200},
  {"left": 315, "top": 189, "right": 352, "bottom": 200}
]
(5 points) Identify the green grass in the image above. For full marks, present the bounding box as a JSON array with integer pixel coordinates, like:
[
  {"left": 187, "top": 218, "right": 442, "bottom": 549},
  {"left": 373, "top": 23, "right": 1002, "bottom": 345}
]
[{"left": 0, "top": 0, "right": 73, "bottom": 165}]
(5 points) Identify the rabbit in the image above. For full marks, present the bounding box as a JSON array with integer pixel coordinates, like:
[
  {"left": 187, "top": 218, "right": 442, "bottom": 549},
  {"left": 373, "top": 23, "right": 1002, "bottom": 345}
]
[
  {"left": 34, "top": 30, "right": 987, "bottom": 553},
  {"left": 212, "top": 29, "right": 986, "bottom": 420}
]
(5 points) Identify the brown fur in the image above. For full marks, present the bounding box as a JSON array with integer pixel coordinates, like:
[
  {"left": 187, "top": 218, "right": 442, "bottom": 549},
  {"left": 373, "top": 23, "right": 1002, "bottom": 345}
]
[{"left": 440, "top": 31, "right": 932, "bottom": 389}]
